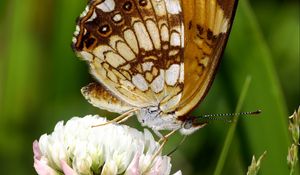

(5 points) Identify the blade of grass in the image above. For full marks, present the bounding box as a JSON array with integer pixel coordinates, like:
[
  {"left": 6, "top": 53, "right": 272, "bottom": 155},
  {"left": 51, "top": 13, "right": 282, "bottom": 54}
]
[
  {"left": 1, "top": 0, "right": 39, "bottom": 143},
  {"left": 224, "top": 0, "right": 291, "bottom": 174},
  {"left": 213, "top": 76, "right": 252, "bottom": 175},
  {"left": 41, "top": 0, "right": 87, "bottom": 126},
  {"left": 1, "top": 0, "right": 41, "bottom": 174}
]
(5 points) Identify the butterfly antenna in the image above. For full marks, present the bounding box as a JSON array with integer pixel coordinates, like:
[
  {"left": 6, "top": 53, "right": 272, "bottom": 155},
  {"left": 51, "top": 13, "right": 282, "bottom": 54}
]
[
  {"left": 197, "top": 110, "right": 261, "bottom": 122},
  {"left": 167, "top": 135, "right": 188, "bottom": 156}
]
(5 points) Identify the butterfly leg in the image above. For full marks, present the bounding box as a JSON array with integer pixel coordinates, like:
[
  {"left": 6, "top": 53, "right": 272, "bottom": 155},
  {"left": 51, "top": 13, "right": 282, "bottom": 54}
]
[
  {"left": 147, "top": 129, "right": 178, "bottom": 171},
  {"left": 92, "top": 108, "right": 138, "bottom": 127},
  {"left": 153, "top": 129, "right": 164, "bottom": 138},
  {"left": 117, "top": 112, "right": 134, "bottom": 124},
  {"left": 158, "top": 129, "right": 178, "bottom": 144}
]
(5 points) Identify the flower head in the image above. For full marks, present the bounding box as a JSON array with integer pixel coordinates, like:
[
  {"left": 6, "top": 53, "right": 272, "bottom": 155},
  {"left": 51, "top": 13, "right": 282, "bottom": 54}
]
[
  {"left": 246, "top": 151, "right": 267, "bottom": 175},
  {"left": 33, "top": 115, "right": 181, "bottom": 175},
  {"left": 287, "top": 106, "right": 299, "bottom": 174}
]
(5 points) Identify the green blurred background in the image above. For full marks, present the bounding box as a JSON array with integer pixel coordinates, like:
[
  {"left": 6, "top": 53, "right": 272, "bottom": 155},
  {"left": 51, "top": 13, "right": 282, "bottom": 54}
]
[{"left": 0, "top": 0, "right": 299, "bottom": 174}]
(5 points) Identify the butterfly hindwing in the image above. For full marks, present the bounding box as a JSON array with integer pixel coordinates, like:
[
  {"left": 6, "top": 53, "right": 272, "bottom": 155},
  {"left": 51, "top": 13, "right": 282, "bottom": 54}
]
[{"left": 73, "top": 0, "right": 184, "bottom": 113}]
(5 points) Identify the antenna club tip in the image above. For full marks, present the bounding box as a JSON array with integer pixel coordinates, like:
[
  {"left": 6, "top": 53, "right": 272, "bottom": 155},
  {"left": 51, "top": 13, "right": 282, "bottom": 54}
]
[{"left": 253, "top": 110, "right": 262, "bottom": 114}]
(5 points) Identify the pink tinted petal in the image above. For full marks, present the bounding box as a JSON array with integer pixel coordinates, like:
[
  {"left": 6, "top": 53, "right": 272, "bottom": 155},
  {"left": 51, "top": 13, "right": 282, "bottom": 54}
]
[
  {"left": 33, "top": 140, "right": 42, "bottom": 159},
  {"left": 33, "top": 140, "right": 57, "bottom": 175},
  {"left": 125, "top": 152, "right": 141, "bottom": 175},
  {"left": 61, "top": 160, "right": 77, "bottom": 175},
  {"left": 34, "top": 158, "right": 57, "bottom": 175},
  {"left": 148, "top": 158, "right": 161, "bottom": 175},
  {"left": 148, "top": 157, "right": 171, "bottom": 175}
]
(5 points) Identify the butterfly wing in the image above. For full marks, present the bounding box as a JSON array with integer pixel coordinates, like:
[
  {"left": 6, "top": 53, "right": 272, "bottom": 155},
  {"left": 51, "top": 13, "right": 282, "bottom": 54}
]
[
  {"left": 81, "top": 82, "right": 133, "bottom": 113},
  {"left": 73, "top": 0, "right": 184, "bottom": 112},
  {"left": 176, "top": 0, "right": 238, "bottom": 116}
]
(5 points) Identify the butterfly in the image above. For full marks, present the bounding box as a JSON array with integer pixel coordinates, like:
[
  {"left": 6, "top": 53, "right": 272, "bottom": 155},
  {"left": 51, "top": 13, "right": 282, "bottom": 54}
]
[{"left": 72, "top": 0, "right": 238, "bottom": 136}]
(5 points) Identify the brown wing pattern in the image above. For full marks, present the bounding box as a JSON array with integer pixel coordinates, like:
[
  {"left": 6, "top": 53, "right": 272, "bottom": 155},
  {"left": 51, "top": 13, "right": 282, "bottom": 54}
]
[
  {"left": 72, "top": 0, "right": 184, "bottom": 112},
  {"left": 177, "top": 0, "right": 238, "bottom": 116},
  {"left": 81, "top": 82, "right": 133, "bottom": 113}
]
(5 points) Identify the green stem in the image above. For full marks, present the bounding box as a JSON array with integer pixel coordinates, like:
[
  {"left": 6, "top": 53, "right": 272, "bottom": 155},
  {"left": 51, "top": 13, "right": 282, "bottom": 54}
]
[{"left": 213, "top": 76, "right": 252, "bottom": 175}]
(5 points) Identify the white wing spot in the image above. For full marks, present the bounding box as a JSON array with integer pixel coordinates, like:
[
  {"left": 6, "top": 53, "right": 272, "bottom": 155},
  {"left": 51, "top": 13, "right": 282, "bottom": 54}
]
[
  {"left": 160, "top": 25, "right": 169, "bottom": 42},
  {"left": 72, "top": 37, "right": 77, "bottom": 44},
  {"left": 146, "top": 20, "right": 161, "bottom": 50},
  {"left": 74, "top": 25, "right": 80, "bottom": 36},
  {"left": 142, "top": 62, "right": 154, "bottom": 72},
  {"left": 166, "top": 64, "right": 180, "bottom": 86},
  {"left": 132, "top": 74, "right": 149, "bottom": 91},
  {"left": 151, "top": 70, "right": 165, "bottom": 93},
  {"left": 96, "top": 0, "right": 116, "bottom": 12},
  {"left": 165, "top": 0, "right": 182, "bottom": 14},
  {"left": 168, "top": 50, "right": 179, "bottom": 56},
  {"left": 221, "top": 19, "right": 229, "bottom": 33},
  {"left": 93, "top": 45, "right": 114, "bottom": 60},
  {"left": 79, "top": 51, "right": 93, "bottom": 61},
  {"left": 112, "top": 13, "right": 122, "bottom": 23},
  {"left": 87, "top": 10, "right": 97, "bottom": 22},
  {"left": 116, "top": 42, "right": 136, "bottom": 61},
  {"left": 134, "top": 21, "right": 153, "bottom": 51},
  {"left": 124, "top": 29, "right": 139, "bottom": 54},
  {"left": 152, "top": 0, "right": 167, "bottom": 16},
  {"left": 105, "top": 52, "right": 126, "bottom": 68},
  {"left": 170, "top": 32, "right": 181, "bottom": 47},
  {"left": 80, "top": 6, "right": 90, "bottom": 18}
]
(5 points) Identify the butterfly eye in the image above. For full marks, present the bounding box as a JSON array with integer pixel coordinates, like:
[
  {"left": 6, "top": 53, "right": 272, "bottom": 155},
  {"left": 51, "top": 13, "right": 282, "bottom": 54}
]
[
  {"left": 139, "top": 0, "right": 147, "bottom": 6},
  {"left": 183, "top": 119, "right": 193, "bottom": 129},
  {"left": 123, "top": 1, "right": 133, "bottom": 12},
  {"left": 98, "top": 24, "right": 111, "bottom": 37}
]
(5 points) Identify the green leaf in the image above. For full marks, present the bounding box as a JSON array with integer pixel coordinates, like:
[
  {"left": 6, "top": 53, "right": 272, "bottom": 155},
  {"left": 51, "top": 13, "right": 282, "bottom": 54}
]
[
  {"left": 214, "top": 76, "right": 253, "bottom": 175},
  {"left": 222, "top": 0, "right": 291, "bottom": 174}
]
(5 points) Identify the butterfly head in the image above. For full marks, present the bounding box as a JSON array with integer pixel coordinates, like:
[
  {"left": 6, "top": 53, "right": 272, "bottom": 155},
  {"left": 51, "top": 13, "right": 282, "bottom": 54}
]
[
  {"left": 179, "top": 116, "right": 207, "bottom": 135},
  {"left": 137, "top": 107, "right": 182, "bottom": 132},
  {"left": 137, "top": 107, "right": 207, "bottom": 135}
]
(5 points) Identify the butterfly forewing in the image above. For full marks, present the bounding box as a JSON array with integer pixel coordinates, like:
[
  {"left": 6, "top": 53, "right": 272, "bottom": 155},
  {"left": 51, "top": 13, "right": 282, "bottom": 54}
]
[
  {"left": 73, "top": 0, "right": 185, "bottom": 113},
  {"left": 177, "top": 0, "right": 238, "bottom": 117}
]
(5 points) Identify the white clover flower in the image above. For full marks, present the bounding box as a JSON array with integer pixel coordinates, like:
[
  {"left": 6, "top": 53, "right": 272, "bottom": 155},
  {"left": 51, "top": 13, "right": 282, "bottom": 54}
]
[{"left": 33, "top": 115, "right": 182, "bottom": 175}]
